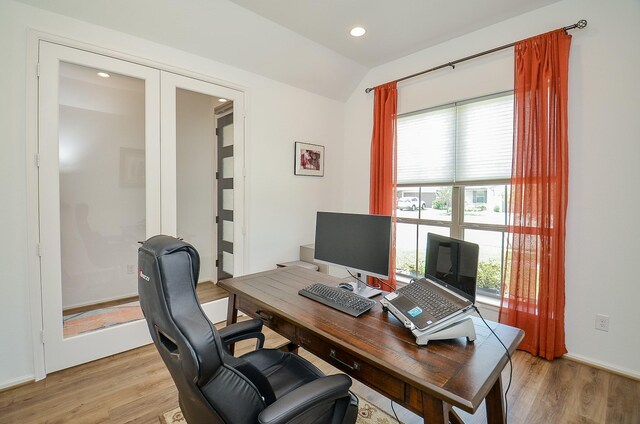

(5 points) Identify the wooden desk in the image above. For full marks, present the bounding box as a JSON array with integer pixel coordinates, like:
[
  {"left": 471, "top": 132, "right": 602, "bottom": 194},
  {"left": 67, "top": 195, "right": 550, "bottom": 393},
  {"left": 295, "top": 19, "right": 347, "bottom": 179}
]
[{"left": 218, "top": 267, "right": 524, "bottom": 424}]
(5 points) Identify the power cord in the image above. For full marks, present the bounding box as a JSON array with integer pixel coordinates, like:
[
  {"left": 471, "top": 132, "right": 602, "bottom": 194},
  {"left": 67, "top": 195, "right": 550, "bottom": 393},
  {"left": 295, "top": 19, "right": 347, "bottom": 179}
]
[
  {"left": 347, "top": 270, "right": 378, "bottom": 288},
  {"left": 374, "top": 276, "right": 397, "bottom": 292},
  {"left": 353, "top": 277, "right": 511, "bottom": 423},
  {"left": 390, "top": 401, "right": 401, "bottom": 423},
  {"left": 346, "top": 270, "right": 398, "bottom": 292},
  {"left": 473, "top": 305, "right": 513, "bottom": 423}
]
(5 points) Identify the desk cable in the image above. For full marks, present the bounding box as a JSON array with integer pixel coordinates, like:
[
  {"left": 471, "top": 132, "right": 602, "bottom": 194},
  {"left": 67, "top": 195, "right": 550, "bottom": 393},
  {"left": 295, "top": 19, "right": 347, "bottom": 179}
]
[
  {"left": 346, "top": 271, "right": 396, "bottom": 292},
  {"left": 365, "top": 277, "right": 513, "bottom": 422},
  {"left": 386, "top": 308, "right": 514, "bottom": 424},
  {"left": 389, "top": 401, "right": 401, "bottom": 423},
  {"left": 373, "top": 276, "right": 398, "bottom": 292},
  {"left": 473, "top": 305, "right": 513, "bottom": 423}
]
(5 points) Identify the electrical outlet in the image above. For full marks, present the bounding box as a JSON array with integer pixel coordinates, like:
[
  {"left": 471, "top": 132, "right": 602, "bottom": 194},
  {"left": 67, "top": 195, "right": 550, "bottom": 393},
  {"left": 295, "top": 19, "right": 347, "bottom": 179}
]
[{"left": 595, "top": 314, "right": 609, "bottom": 332}]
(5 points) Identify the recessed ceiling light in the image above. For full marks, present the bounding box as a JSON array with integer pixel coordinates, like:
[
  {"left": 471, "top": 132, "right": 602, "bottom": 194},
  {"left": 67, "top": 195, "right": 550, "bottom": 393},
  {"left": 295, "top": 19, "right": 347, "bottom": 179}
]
[
  {"left": 350, "top": 27, "right": 366, "bottom": 37},
  {"left": 218, "top": 98, "right": 228, "bottom": 103},
  {"left": 97, "top": 72, "right": 110, "bottom": 78}
]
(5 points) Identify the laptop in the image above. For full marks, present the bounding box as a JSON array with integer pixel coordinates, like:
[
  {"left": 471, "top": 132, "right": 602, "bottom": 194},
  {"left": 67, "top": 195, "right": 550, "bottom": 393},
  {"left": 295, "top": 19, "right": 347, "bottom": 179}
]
[{"left": 381, "top": 233, "right": 479, "bottom": 334}]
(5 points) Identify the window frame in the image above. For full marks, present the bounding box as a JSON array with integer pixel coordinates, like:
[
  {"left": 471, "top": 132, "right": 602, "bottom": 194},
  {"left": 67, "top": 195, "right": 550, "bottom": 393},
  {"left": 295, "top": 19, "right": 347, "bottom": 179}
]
[{"left": 395, "top": 91, "right": 513, "bottom": 297}]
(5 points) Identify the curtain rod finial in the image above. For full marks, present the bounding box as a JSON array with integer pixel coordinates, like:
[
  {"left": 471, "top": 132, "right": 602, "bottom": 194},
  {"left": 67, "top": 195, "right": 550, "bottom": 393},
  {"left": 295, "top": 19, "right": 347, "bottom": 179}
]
[
  {"left": 577, "top": 19, "right": 587, "bottom": 29},
  {"left": 365, "top": 87, "right": 373, "bottom": 93}
]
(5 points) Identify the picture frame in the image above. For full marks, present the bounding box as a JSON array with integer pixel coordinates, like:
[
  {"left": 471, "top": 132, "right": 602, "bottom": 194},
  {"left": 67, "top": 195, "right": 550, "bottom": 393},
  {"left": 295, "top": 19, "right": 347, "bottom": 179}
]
[
  {"left": 294, "top": 142, "right": 324, "bottom": 177},
  {"left": 119, "top": 147, "right": 145, "bottom": 188}
]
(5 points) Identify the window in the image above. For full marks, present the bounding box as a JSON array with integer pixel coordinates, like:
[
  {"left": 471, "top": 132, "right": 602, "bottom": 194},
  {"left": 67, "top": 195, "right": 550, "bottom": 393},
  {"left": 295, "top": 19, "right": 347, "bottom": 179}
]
[
  {"left": 471, "top": 189, "right": 487, "bottom": 204},
  {"left": 396, "top": 92, "right": 513, "bottom": 297}
]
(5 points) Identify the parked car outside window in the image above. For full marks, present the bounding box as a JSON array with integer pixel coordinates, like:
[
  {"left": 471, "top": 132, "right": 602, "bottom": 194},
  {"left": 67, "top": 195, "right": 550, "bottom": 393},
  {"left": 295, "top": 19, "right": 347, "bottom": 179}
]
[{"left": 397, "top": 197, "right": 426, "bottom": 210}]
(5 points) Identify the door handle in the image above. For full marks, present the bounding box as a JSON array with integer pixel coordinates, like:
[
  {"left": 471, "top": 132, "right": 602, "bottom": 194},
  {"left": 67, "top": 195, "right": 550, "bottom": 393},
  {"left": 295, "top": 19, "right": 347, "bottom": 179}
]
[
  {"left": 329, "top": 349, "right": 360, "bottom": 371},
  {"left": 255, "top": 310, "right": 273, "bottom": 322}
]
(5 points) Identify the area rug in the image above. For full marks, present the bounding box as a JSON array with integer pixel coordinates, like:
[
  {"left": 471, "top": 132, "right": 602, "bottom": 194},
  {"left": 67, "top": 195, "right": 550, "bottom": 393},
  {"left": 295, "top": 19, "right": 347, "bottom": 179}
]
[
  {"left": 160, "top": 398, "right": 398, "bottom": 423},
  {"left": 63, "top": 301, "right": 144, "bottom": 337}
]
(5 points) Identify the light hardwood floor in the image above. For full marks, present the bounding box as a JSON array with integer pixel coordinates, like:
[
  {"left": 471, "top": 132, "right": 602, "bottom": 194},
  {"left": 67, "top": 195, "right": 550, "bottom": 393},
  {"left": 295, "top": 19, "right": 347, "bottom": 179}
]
[{"left": 1, "top": 321, "right": 638, "bottom": 424}]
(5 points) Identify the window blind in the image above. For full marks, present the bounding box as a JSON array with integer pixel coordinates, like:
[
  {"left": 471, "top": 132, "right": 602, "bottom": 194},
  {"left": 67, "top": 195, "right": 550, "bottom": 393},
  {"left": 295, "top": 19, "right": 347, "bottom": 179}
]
[
  {"left": 397, "top": 93, "right": 513, "bottom": 185},
  {"left": 397, "top": 106, "right": 455, "bottom": 184},
  {"left": 456, "top": 94, "right": 514, "bottom": 182}
]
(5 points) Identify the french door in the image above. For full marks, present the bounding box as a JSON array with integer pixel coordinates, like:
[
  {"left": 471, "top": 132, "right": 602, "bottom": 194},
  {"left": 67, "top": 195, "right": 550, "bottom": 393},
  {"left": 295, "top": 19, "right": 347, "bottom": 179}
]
[{"left": 38, "top": 42, "right": 243, "bottom": 373}]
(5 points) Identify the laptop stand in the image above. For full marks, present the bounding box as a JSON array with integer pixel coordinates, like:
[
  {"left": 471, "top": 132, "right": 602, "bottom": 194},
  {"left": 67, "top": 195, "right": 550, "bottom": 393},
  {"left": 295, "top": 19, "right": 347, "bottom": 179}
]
[
  {"left": 381, "top": 298, "right": 476, "bottom": 345},
  {"left": 411, "top": 316, "right": 476, "bottom": 345}
]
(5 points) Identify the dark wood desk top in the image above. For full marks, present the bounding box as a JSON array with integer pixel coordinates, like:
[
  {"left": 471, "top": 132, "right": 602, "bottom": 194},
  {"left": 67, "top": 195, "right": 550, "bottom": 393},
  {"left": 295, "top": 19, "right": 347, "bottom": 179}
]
[{"left": 219, "top": 266, "right": 524, "bottom": 415}]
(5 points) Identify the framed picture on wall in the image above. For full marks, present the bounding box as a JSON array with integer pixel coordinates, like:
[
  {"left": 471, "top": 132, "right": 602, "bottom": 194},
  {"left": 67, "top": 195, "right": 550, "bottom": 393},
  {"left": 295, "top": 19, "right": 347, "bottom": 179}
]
[
  {"left": 294, "top": 142, "right": 324, "bottom": 177},
  {"left": 119, "top": 147, "right": 145, "bottom": 188}
]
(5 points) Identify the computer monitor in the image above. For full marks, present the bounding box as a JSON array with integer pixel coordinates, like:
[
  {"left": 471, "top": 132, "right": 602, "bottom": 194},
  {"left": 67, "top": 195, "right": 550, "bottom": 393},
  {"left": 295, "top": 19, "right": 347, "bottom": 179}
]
[
  {"left": 314, "top": 211, "right": 391, "bottom": 297},
  {"left": 425, "top": 233, "right": 479, "bottom": 303}
]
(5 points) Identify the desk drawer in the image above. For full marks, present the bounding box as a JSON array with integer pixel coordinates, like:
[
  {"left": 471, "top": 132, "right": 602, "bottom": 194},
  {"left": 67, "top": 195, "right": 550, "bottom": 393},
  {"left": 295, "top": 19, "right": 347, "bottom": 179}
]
[
  {"left": 237, "top": 297, "right": 297, "bottom": 341},
  {"left": 297, "top": 331, "right": 405, "bottom": 402}
]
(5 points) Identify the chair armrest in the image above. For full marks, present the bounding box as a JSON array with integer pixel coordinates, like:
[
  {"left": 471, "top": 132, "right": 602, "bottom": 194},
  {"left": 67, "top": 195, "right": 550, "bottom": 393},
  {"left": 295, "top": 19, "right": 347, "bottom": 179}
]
[
  {"left": 258, "top": 374, "right": 352, "bottom": 424},
  {"left": 218, "top": 319, "right": 265, "bottom": 349}
]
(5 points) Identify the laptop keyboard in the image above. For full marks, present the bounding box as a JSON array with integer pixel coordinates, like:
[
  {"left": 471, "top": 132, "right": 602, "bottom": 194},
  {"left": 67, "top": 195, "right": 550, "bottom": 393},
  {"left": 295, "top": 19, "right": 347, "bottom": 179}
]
[
  {"left": 398, "top": 281, "right": 460, "bottom": 321},
  {"left": 299, "top": 283, "right": 376, "bottom": 317}
]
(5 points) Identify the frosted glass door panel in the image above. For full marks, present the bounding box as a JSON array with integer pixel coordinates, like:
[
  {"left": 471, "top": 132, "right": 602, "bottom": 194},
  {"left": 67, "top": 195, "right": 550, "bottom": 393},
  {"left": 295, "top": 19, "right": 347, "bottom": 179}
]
[
  {"left": 222, "top": 123, "right": 234, "bottom": 147},
  {"left": 222, "top": 251, "right": 234, "bottom": 275},
  {"left": 223, "top": 220, "right": 234, "bottom": 243},
  {"left": 59, "top": 62, "right": 146, "bottom": 335},
  {"left": 222, "top": 156, "right": 234, "bottom": 179},
  {"left": 222, "top": 189, "right": 234, "bottom": 211}
]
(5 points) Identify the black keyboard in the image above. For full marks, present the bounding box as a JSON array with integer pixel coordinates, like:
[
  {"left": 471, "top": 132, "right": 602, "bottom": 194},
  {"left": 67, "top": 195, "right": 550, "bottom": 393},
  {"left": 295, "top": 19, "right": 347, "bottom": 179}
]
[
  {"left": 298, "top": 283, "right": 376, "bottom": 317},
  {"left": 398, "top": 281, "right": 460, "bottom": 321}
]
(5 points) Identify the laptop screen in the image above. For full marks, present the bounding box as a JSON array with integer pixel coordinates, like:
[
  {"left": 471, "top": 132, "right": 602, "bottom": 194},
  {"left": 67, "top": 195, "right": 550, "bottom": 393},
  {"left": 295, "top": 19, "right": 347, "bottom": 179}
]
[{"left": 425, "top": 233, "right": 479, "bottom": 303}]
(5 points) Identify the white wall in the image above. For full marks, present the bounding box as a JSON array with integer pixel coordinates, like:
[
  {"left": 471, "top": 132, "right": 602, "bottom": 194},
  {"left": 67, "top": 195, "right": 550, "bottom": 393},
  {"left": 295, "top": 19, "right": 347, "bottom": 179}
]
[
  {"left": 247, "top": 83, "right": 344, "bottom": 271},
  {"left": 0, "top": 0, "right": 345, "bottom": 387},
  {"left": 343, "top": 0, "right": 640, "bottom": 376}
]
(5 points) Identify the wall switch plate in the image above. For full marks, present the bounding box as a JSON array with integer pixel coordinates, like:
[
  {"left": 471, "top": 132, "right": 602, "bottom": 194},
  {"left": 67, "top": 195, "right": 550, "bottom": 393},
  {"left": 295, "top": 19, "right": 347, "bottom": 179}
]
[{"left": 595, "top": 314, "right": 610, "bottom": 332}]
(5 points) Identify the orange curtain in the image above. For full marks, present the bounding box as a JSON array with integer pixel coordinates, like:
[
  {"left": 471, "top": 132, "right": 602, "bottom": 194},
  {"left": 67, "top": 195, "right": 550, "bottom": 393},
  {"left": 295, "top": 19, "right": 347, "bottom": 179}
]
[
  {"left": 499, "top": 29, "right": 571, "bottom": 360},
  {"left": 369, "top": 82, "right": 397, "bottom": 290}
]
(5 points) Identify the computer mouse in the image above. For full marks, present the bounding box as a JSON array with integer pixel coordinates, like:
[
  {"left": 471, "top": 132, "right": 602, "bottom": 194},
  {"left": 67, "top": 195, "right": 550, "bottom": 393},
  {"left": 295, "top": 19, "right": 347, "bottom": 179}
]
[{"left": 337, "top": 283, "right": 354, "bottom": 291}]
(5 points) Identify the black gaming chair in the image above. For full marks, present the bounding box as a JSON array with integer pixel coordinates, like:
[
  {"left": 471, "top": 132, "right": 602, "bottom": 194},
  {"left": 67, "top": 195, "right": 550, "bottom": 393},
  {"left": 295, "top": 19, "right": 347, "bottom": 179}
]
[{"left": 138, "top": 235, "right": 359, "bottom": 424}]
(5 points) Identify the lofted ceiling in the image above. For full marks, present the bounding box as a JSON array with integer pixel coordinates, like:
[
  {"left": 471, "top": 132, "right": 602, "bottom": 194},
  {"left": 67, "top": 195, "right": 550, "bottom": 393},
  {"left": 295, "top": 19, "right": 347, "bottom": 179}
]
[
  {"left": 229, "top": 0, "right": 561, "bottom": 68},
  {"left": 15, "top": 0, "right": 560, "bottom": 101}
]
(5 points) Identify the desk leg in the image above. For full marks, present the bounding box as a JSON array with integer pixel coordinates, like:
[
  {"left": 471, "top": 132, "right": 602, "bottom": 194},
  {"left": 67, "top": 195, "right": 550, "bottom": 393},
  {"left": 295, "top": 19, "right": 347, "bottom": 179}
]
[
  {"left": 485, "top": 375, "right": 506, "bottom": 424},
  {"left": 226, "top": 293, "right": 238, "bottom": 355},
  {"left": 226, "top": 293, "right": 238, "bottom": 325},
  {"left": 421, "top": 392, "right": 448, "bottom": 424},
  {"left": 448, "top": 408, "right": 464, "bottom": 424}
]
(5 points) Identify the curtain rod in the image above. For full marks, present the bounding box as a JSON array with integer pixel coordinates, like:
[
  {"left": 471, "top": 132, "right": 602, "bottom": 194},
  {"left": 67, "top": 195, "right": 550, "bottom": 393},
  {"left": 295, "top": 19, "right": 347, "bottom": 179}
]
[{"left": 364, "top": 19, "right": 587, "bottom": 93}]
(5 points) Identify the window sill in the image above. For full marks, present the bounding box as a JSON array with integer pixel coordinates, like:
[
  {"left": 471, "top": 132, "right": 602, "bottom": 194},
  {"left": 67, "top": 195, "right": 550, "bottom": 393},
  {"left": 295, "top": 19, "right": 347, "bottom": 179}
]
[{"left": 476, "top": 294, "right": 500, "bottom": 309}]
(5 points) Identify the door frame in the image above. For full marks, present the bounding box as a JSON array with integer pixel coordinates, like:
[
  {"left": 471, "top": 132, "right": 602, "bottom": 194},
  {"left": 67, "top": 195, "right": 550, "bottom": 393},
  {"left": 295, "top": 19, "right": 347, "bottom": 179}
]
[{"left": 25, "top": 30, "right": 248, "bottom": 380}]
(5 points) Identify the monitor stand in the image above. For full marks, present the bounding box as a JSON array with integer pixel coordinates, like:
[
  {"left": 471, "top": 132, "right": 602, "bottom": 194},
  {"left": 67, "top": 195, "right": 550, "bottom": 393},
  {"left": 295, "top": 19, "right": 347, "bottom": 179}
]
[{"left": 349, "top": 280, "right": 382, "bottom": 298}]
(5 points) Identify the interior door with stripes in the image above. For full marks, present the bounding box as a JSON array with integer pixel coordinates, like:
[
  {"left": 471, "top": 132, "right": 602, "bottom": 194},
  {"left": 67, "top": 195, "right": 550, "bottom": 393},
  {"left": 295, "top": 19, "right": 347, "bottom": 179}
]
[{"left": 217, "top": 112, "right": 234, "bottom": 280}]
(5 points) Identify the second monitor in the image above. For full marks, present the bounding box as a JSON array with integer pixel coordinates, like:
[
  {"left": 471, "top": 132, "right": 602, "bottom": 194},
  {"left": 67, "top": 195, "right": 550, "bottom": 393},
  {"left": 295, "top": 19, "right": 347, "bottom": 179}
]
[{"left": 314, "top": 211, "right": 391, "bottom": 297}]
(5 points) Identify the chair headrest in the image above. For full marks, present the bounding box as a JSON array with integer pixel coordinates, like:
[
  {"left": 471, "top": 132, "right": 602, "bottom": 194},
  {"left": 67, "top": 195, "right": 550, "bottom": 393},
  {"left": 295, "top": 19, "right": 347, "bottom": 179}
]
[{"left": 139, "top": 235, "right": 200, "bottom": 285}]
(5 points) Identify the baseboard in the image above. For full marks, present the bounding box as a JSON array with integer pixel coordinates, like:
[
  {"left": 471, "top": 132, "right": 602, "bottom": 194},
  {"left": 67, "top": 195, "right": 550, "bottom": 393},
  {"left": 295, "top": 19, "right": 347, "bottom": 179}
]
[
  {"left": 470, "top": 301, "right": 639, "bottom": 381},
  {"left": 0, "top": 375, "right": 34, "bottom": 392},
  {"left": 563, "top": 353, "right": 640, "bottom": 381},
  {"left": 201, "top": 297, "right": 229, "bottom": 324}
]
